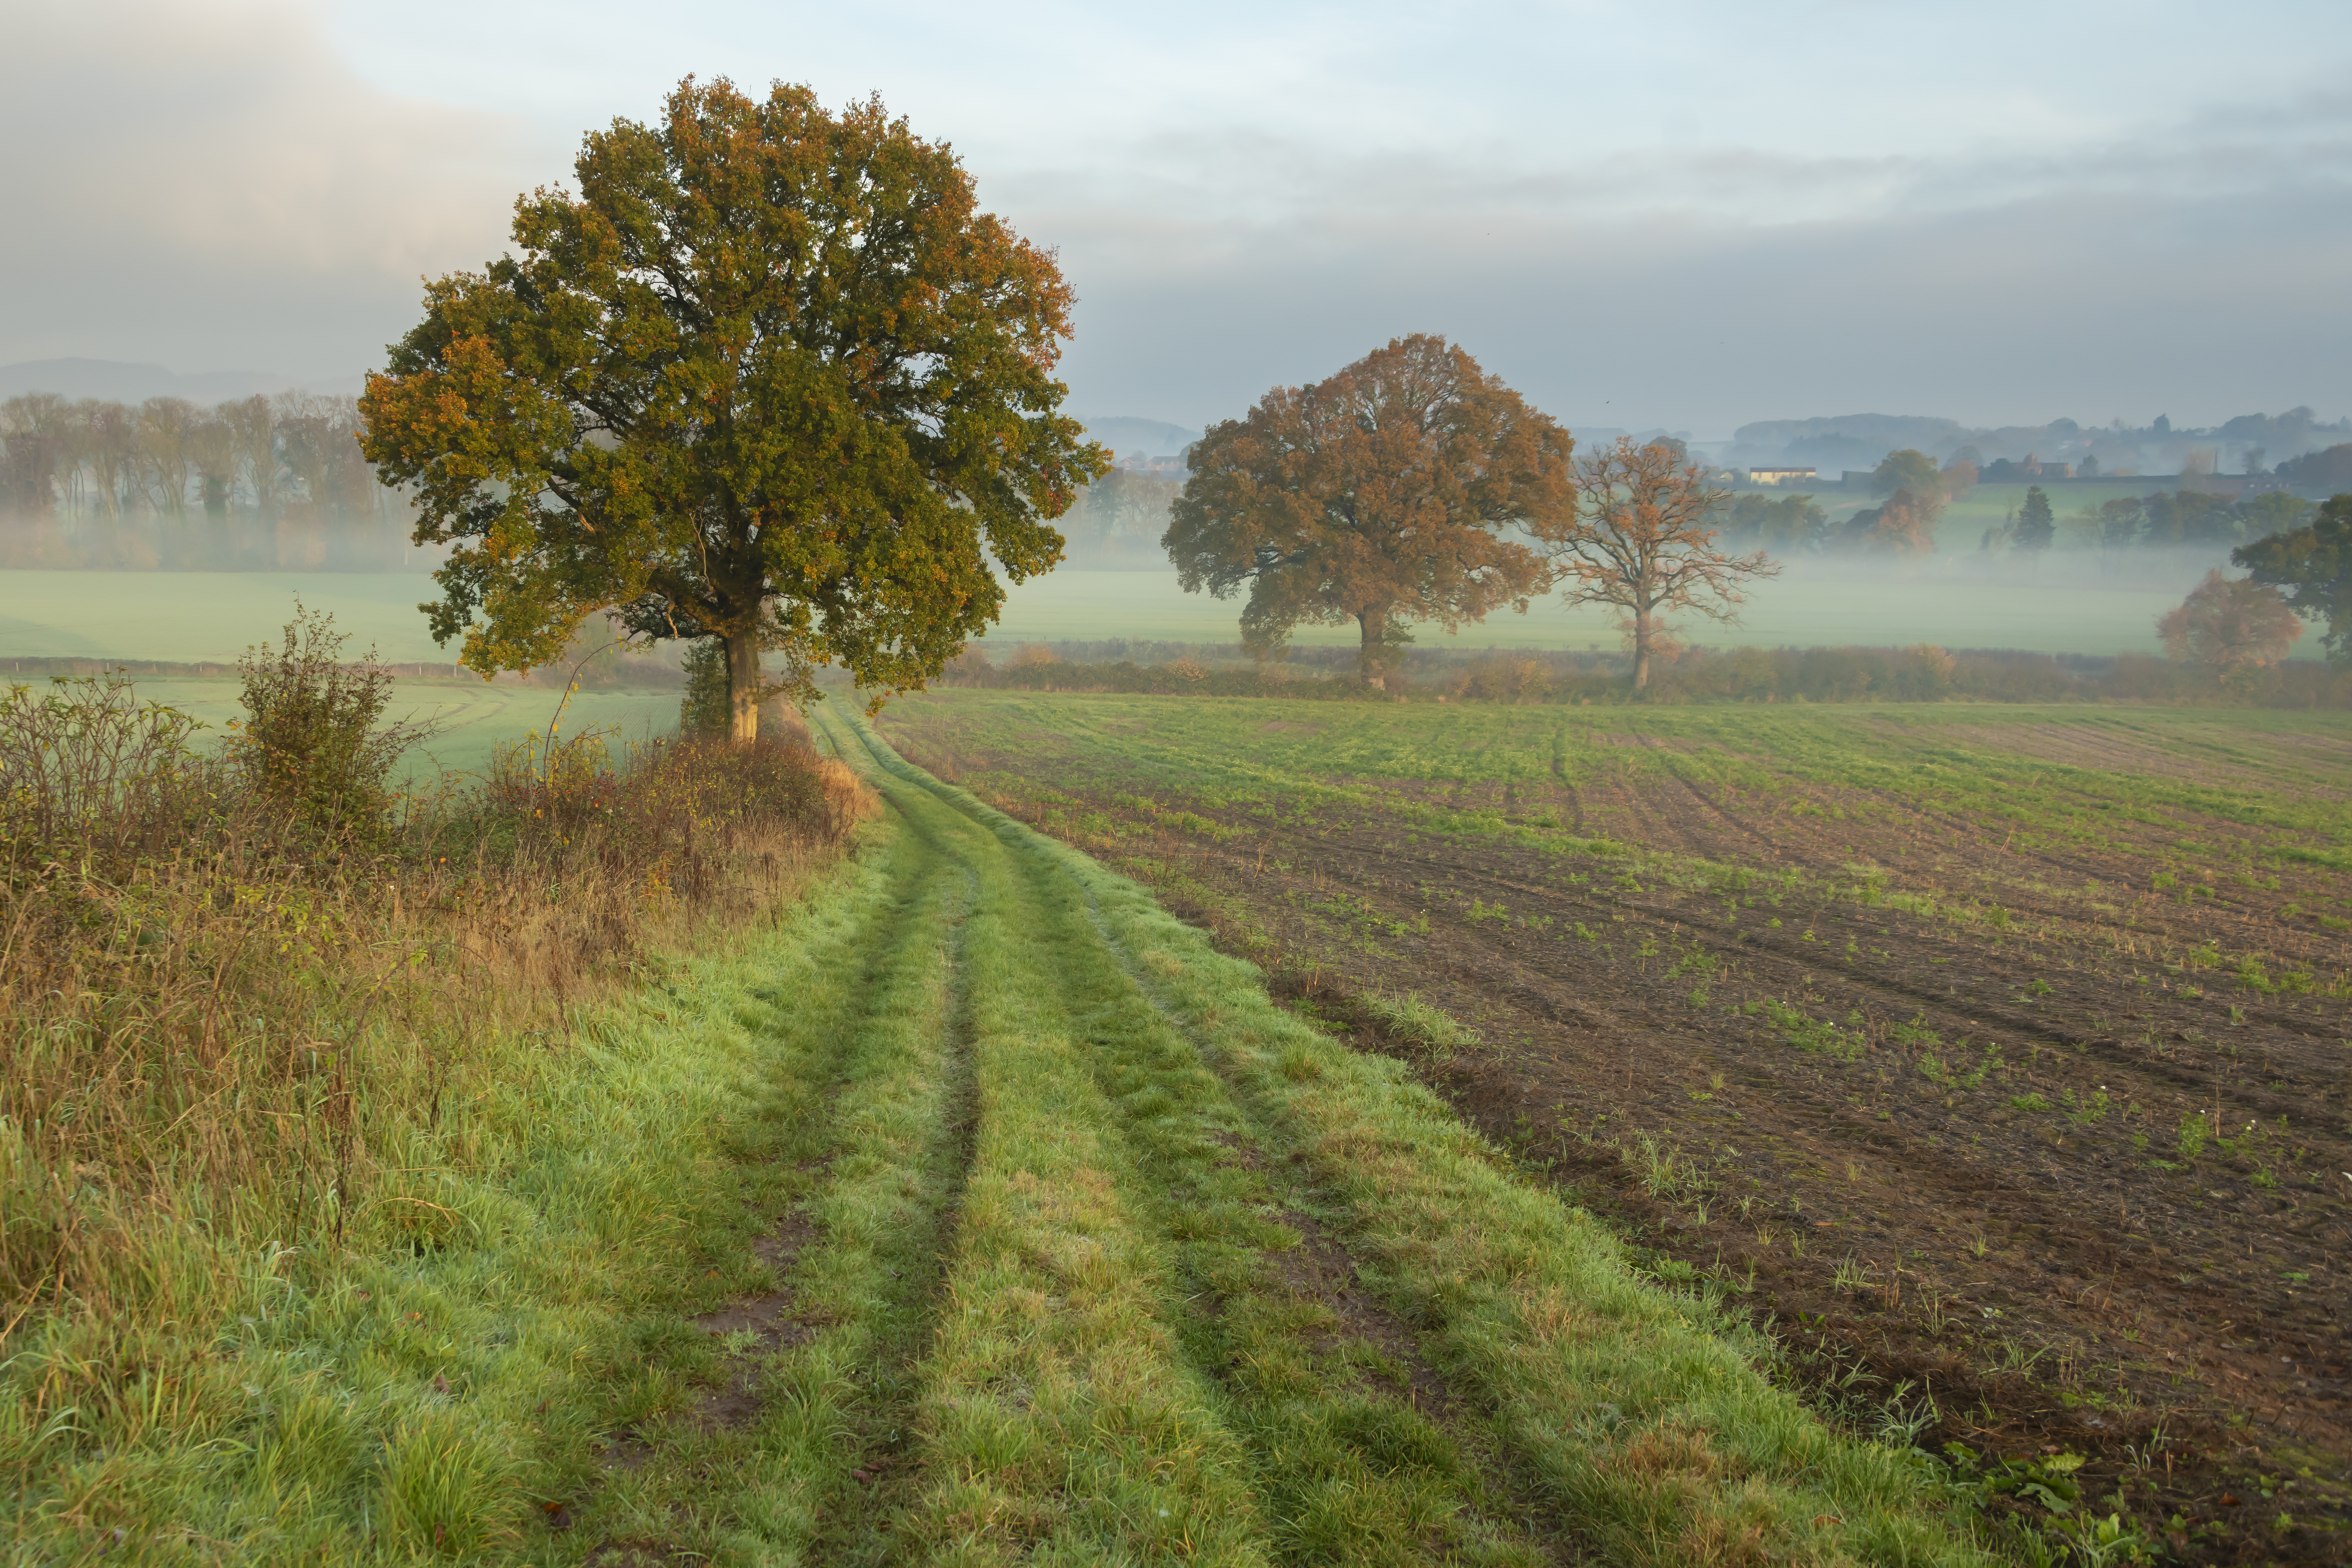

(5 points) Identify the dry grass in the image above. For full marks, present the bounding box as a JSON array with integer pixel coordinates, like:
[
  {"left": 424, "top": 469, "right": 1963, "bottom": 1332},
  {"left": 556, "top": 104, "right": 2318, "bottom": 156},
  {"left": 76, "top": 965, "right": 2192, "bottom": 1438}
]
[{"left": 0, "top": 667, "right": 874, "bottom": 1361}]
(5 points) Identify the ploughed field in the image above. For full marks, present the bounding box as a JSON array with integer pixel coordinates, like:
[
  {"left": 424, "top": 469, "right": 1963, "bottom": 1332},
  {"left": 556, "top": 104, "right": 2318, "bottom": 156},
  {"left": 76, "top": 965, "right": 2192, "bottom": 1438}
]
[{"left": 877, "top": 693, "right": 2352, "bottom": 1562}]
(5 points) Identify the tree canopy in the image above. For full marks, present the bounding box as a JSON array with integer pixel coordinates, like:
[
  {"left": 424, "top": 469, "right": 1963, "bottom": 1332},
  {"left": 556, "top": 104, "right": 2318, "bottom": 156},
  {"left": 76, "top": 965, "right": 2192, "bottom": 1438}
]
[
  {"left": 2234, "top": 493, "right": 2352, "bottom": 662},
  {"left": 1162, "top": 336, "right": 1570, "bottom": 688},
  {"left": 359, "top": 77, "right": 1106, "bottom": 736},
  {"left": 1547, "top": 438, "right": 1780, "bottom": 693}
]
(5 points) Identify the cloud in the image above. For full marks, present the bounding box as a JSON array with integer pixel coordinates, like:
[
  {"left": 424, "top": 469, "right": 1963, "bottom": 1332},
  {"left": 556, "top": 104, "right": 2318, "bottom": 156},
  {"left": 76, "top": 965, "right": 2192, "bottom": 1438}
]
[
  {"left": 5, "top": 0, "right": 2346, "bottom": 436},
  {"left": 0, "top": 0, "right": 531, "bottom": 372},
  {"left": 1044, "top": 180, "right": 2352, "bottom": 436}
]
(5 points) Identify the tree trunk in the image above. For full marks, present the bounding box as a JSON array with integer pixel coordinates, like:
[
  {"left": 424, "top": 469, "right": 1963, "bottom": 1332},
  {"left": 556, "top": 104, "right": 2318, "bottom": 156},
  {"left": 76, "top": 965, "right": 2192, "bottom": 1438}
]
[
  {"left": 1631, "top": 605, "right": 1652, "bottom": 693},
  {"left": 726, "top": 629, "right": 761, "bottom": 742},
  {"left": 1357, "top": 605, "right": 1389, "bottom": 691}
]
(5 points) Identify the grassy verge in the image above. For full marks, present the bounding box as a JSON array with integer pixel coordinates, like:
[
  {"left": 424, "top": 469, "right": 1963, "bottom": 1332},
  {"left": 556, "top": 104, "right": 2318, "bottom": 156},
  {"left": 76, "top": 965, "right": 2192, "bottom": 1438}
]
[{"left": 1, "top": 641, "right": 874, "bottom": 1559}]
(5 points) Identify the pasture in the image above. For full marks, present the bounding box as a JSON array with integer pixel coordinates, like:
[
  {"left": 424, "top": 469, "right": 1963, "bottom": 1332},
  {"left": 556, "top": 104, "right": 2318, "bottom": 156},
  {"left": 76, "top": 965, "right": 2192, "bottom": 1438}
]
[{"left": 878, "top": 689, "right": 2352, "bottom": 1561}]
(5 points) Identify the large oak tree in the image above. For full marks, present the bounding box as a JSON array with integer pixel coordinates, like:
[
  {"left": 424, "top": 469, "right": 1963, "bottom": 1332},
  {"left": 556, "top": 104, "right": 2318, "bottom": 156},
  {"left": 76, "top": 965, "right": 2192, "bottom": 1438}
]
[
  {"left": 359, "top": 78, "right": 1107, "bottom": 737},
  {"left": 1545, "top": 438, "right": 1779, "bottom": 693},
  {"left": 1162, "top": 335, "right": 1570, "bottom": 688}
]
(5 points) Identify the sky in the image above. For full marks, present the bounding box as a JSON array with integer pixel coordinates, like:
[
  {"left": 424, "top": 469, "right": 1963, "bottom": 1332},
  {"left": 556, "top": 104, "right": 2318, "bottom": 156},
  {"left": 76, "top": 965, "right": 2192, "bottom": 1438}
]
[{"left": 3, "top": 0, "right": 2348, "bottom": 438}]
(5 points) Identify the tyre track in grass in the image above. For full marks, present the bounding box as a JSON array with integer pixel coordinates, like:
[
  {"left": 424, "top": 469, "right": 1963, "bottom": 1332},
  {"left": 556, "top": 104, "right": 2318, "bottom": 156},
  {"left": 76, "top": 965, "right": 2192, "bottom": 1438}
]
[
  {"left": 823, "top": 703, "right": 1986, "bottom": 1568},
  {"left": 580, "top": 794, "right": 982, "bottom": 1564}
]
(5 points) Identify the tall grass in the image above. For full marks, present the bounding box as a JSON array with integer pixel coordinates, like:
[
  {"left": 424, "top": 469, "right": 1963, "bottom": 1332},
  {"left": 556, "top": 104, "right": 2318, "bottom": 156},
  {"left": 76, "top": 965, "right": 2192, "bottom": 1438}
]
[{"left": 0, "top": 645, "right": 872, "bottom": 1464}]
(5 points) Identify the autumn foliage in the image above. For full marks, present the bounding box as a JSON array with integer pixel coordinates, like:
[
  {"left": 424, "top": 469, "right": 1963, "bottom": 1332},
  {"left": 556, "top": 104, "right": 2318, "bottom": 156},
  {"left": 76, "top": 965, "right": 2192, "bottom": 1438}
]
[
  {"left": 360, "top": 77, "right": 1105, "bottom": 738},
  {"left": 1164, "top": 336, "right": 1572, "bottom": 688},
  {"left": 2158, "top": 570, "right": 2303, "bottom": 673}
]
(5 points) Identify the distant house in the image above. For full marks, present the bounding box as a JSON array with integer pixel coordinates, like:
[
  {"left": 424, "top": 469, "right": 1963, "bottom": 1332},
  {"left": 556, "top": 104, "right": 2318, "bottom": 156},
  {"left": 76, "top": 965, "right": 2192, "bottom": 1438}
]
[{"left": 1747, "top": 465, "right": 1816, "bottom": 486}]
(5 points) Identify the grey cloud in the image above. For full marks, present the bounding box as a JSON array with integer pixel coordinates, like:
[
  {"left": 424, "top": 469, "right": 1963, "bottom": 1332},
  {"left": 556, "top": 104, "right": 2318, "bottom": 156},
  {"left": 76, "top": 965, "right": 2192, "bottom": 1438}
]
[
  {"left": 1049, "top": 183, "right": 2352, "bottom": 436},
  {"left": 0, "top": 0, "right": 530, "bottom": 371}
]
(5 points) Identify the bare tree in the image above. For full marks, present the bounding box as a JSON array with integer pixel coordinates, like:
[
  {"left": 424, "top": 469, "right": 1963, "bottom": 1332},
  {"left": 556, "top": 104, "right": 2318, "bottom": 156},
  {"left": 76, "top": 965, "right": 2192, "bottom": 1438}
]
[
  {"left": 1542, "top": 438, "right": 1780, "bottom": 694},
  {"left": 221, "top": 396, "right": 280, "bottom": 516},
  {"left": 0, "top": 394, "right": 69, "bottom": 511},
  {"left": 79, "top": 400, "right": 135, "bottom": 519},
  {"left": 190, "top": 412, "right": 238, "bottom": 516},
  {"left": 137, "top": 397, "right": 200, "bottom": 517}
]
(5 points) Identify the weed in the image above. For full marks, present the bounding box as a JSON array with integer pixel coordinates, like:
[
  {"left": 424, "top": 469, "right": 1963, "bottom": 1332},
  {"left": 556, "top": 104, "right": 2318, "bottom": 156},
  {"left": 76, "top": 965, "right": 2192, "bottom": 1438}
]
[
  {"left": 1359, "top": 990, "right": 1482, "bottom": 1060},
  {"left": 2176, "top": 1116, "right": 2210, "bottom": 1160}
]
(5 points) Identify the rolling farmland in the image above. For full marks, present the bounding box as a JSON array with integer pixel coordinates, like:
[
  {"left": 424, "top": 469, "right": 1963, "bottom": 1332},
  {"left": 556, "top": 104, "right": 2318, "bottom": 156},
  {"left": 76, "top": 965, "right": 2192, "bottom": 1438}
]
[{"left": 876, "top": 691, "right": 2352, "bottom": 1562}]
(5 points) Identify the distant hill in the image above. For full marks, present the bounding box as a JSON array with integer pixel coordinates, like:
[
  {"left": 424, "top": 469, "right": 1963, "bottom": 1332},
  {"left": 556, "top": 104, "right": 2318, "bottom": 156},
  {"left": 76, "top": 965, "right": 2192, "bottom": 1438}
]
[
  {"left": 0, "top": 358, "right": 362, "bottom": 403},
  {"left": 1732, "top": 413, "right": 1964, "bottom": 449},
  {"left": 1077, "top": 416, "right": 1196, "bottom": 459},
  {"left": 1724, "top": 406, "right": 2351, "bottom": 483}
]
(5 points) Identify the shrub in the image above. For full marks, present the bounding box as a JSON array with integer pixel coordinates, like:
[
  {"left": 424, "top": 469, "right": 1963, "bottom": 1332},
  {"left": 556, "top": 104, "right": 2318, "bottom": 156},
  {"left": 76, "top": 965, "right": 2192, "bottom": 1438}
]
[{"left": 230, "top": 606, "right": 430, "bottom": 843}]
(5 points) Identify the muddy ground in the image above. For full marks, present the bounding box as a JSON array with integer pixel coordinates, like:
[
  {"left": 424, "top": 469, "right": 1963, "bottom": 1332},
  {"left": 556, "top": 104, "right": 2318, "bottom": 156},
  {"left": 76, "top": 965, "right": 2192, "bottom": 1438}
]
[{"left": 881, "top": 700, "right": 2352, "bottom": 1564}]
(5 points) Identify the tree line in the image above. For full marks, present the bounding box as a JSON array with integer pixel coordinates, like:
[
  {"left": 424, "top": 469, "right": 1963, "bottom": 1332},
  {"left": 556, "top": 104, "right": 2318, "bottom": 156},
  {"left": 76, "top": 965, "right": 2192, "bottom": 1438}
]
[
  {"left": 0, "top": 391, "right": 419, "bottom": 571},
  {"left": 1, "top": 391, "right": 391, "bottom": 520}
]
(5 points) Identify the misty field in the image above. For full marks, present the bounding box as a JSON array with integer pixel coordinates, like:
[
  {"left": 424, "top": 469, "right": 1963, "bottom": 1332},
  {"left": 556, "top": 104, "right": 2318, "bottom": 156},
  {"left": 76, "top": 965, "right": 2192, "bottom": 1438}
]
[
  {"left": 0, "top": 562, "right": 2268, "bottom": 672},
  {"left": 878, "top": 688, "right": 2352, "bottom": 1564}
]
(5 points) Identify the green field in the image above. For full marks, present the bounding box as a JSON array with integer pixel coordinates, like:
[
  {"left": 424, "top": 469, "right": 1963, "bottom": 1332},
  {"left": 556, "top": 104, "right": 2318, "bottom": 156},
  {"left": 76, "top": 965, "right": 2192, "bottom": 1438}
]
[{"left": 102, "top": 674, "right": 680, "bottom": 781}]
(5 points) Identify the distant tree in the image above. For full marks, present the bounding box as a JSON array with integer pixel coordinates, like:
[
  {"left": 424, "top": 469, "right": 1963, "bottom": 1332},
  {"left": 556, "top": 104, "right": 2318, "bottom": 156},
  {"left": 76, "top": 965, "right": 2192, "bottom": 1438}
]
[
  {"left": 80, "top": 400, "right": 134, "bottom": 519},
  {"left": 1871, "top": 448, "right": 1942, "bottom": 499},
  {"left": 2234, "top": 494, "right": 2352, "bottom": 662},
  {"left": 2097, "top": 496, "right": 2144, "bottom": 550},
  {"left": 1941, "top": 456, "right": 1980, "bottom": 494},
  {"left": 2157, "top": 570, "right": 2303, "bottom": 673},
  {"left": 0, "top": 394, "right": 68, "bottom": 511},
  {"left": 2238, "top": 490, "right": 2313, "bottom": 541},
  {"left": 2276, "top": 443, "right": 2352, "bottom": 494},
  {"left": 362, "top": 78, "right": 1105, "bottom": 738},
  {"left": 1718, "top": 491, "right": 1825, "bottom": 554},
  {"left": 2014, "top": 485, "right": 2055, "bottom": 552},
  {"left": 2140, "top": 489, "right": 2236, "bottom": 548},
  {"left": 1545, "top": 437, "right": 1780, "bottom": 694},
  {"left": 2243, "top": 446, "right": 2267, "bottom": 476},
  {"left": 221, "top": 396, "right": 281, "bottom": 518},
  {"left": 135, "top": 398, "right": 200, "bottom": 518},
  {"left": 1066, "top": 469, "right": 1182, "bottom": 554},
  {"left": 1843, "top": 489, "right": 1938, "bottom": 555},
  {"left": 190, "top": 412, "right": 237, "bottom": 517},
  {"left": 1164, "top": 335, "right": 1569, "bottom": 689},
  {"left": 2077, "top": 452, "right": 2100, "bottom": 478}
]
